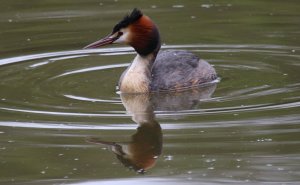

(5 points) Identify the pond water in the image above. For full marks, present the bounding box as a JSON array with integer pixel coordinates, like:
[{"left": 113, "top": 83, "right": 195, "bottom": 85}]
[{"left": 0, "top": 0, "right": 300, "bottom": 184}]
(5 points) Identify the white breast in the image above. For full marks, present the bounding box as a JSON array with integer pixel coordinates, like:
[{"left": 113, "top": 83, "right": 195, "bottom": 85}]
[{"left": 119, "top": 55, "right": 151, "bottom": 93}]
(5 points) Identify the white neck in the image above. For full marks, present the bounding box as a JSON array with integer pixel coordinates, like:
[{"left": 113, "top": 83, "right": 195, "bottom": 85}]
[{"left": 119, "top": 54, "right": 155, "bottom": 93}]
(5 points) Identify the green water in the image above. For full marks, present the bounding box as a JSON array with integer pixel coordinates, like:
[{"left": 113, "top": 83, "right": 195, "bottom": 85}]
[{"left": 0, "top": 1, "right": 300, "bottom": 184}]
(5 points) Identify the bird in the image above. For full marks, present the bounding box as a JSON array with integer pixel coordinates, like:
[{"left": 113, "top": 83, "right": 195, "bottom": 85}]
[{"left": 84, "top": 8, "right": 217, "bottom": 93}]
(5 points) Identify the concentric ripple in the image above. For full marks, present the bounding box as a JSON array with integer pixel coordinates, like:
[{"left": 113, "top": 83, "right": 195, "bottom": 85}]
[{"left": 0, "top": 44, "right": 299, "bottom": 129}]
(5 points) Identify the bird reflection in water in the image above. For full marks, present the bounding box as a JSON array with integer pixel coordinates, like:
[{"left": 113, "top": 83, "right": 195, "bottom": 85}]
[{"left": 86, "top": 83, "right": 216, "bottom": 174}]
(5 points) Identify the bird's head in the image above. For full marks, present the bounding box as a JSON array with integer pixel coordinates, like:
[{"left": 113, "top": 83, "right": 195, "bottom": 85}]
[{"left": 84, "top": 8, "right": 160, "bottom": 56}]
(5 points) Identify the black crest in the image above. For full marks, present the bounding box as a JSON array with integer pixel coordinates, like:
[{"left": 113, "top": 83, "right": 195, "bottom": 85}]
[{"left": 112, "top": 8, "right": 143, "bottom": 33}]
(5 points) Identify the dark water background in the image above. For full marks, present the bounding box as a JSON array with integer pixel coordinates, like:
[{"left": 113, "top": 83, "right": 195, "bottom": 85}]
[{"left": 0, "top": 0, "right": 299, "bottom": 184}]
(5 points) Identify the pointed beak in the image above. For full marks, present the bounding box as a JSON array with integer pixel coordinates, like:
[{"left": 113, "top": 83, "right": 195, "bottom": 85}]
[{"left": 83, "top": 33, "right": 118, "bottom": 49}]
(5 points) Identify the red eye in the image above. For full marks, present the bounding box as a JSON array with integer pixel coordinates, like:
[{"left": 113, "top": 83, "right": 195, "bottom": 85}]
[{"left": 118, "top": 32, "right": 123, "bottom": 37}]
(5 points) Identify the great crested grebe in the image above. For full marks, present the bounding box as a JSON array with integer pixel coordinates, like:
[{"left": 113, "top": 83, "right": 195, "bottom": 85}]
[{"left": 84, "top": 8, "right": 217, "bottom": 93}]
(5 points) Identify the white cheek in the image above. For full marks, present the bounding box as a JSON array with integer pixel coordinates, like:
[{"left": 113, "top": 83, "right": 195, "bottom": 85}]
[{"left": 114, "top": 31, "right": 130, "bottom": 44}]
